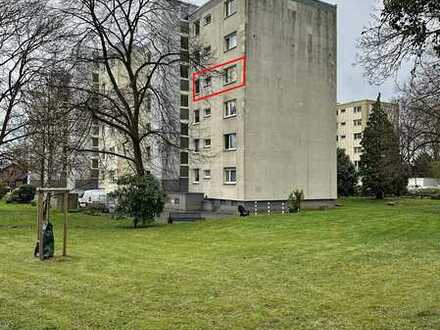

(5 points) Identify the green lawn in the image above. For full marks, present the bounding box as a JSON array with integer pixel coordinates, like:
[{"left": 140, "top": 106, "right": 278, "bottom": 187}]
[{"left": 1, "top": 199, "right": 440, "bottom": 329}]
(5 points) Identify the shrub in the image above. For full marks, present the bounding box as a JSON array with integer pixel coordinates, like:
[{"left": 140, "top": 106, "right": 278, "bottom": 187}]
[
  {"left": 6, "top": 185, "right": 36, "bottom": 203},
  {"left": 109, "top": 174, "right": 166, "bottom": 228},
  {"left": 432, "top": 194, "right": 440, "bottom": 200},
  {"left": 85, "top": 202, "right": 109, "bottom": 216},
  {"left": 288, "top": 189, "right": 304, "bottom": 213},
  {"left": 0, "top": 183, "right": 10, "bottom": 199}
]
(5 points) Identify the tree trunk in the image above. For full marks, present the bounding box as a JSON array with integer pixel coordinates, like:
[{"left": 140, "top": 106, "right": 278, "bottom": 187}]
[
  {"left": 132, "top": 138, "right": 145, "bottom": 177},
  {"left": 376, "top": 190, "right": 384, "bottom": 200}
]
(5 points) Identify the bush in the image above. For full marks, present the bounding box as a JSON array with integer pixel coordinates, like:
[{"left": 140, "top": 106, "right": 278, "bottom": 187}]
[
  {"left": 109, "top": 174, "right": 166, "bottom": 228},
  {"left": 0, "top": 183, "right": 10, "bottom": 199},
  {"left": 288, "top": 189, "right": 304, "bottom": 213},
  {"left": 408, "top": 188, "right": 440, "bottom": 198},
  {"left": 85, "top": 202, "right": 109, "bottom": 216},
  {"left": 6, "top": 185, "right": 36, "bottom": 203}
]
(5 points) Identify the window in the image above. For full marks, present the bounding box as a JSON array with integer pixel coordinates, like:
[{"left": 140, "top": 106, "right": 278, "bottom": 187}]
[
  {"left": 92, "top": 72, "right": 99, "bottom": 83},
  {"left": 180, "top": 152, "right": 188, "bottom": 165},
  {"left": 194, "top": 50, "right": 201, "bottom": 63},
  {"left": 354, "top": 133, "right": 362, "bottom": 140},
  {"left": 340, "top": 109, "right": 346, "bottom": 114},
  {"left": 180, "top": 21, "right": 189, "bottom": 34},
  {"left": 180, "top": 123, "right": 188, "bottom": 136},
  {"left": 224, "top": 167, "right": 237, "bottom": 184},
  {"left": 354, "top": 119, "right": 362, "bottom": 126},
  {"left": 354, "top": 147, "right": 362, "bottom": 154},
  {"left": 204, "top": 138, "right": 211, "bottom": 148},
  {"left": 224, "top": 65, "right": 237, "bottom": 85},
  {"left": 91, "top": 159, "right": 99, "bottom": 169},
  {"left": 180, "top": 65, "right": 189, "bottom": 78},
  {"left": 193, "top": 169, "right": 200, "bottom": 183},
  {"left": 146, "top": 146, "right": 151, "bottom": 159},
  {"left": 224, "top": 133, "right": 237, "bottom": 150},
  {"left": 340, "top": 122, "right": 346, "bottom": 126},
  {"left": 180, "top": 79, "right": 189, "bottom": 91},
  {"left": 180, "top": 94, "right": 188, "bottom": 107},
  {"left": 92, "top": 137, "right": 99, "bottom": 147},
  {"left": 180, "top": 36, "right": 189, "bottom": 50},
  {"left": 353, "top": 106, "right": 362, "bottom": 113},
  {"left": 180, "top": 108, "right": 189, "bottom": 120},
  {"left": 203, "top": 108, "right": 211, "bottom": 117},
  {"left": 180, "top": 166, "right": 189, "bottom": 177},
  {"left": 225, "top": 32, "right": 237, "bottom": 51},
  {"left": 194, "top": 139, "right": 200, "bottom": 152},
  {"left": 204, "top": 169, "right": 211, "bottom": 179},
  {"left": 225, "top": 0, "right": 237, "bottom": 17},
  {"left": 224, "top": 99, "right": 237, "bottom": 117},
  {"left": 340, "top": 135, "right": 346, "bottom": 139},
  {"left": 90, "top": 169, "right": 99, "bottom": 179},
  {"left": 180, "top": 137, "right": 189, "bottom": 149},
  {"left": 91, "top": 125, "right": 99, "bottom": 136},
  {"left": 336, "top": 110, "right": 338, "bottom": 116},
  {"left": 194, "top": 109, "right": 200, "bottom": 124},
  {"left": 203, "top": 14, "right": 212, "bottom": 25},
  {"left": 193, "top": 20, "right": 200, "bottom": 36},
  {"left": 194, "top": 78, "right": 201, "bottom": 94},
  {"left": 204, "top": 75, "right": 212, "bottom": 88}
]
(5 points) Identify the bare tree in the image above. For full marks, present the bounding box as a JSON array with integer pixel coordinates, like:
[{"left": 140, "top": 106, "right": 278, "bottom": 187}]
[
  {"left": 398, "top": 62, "right": 440, "bottom": 163},
  {"left": 359, "top": 1, "right": 440, "bottom": 168},
  {"left": 0, "top": 0, "right": 65, "bottom": 149},
  {"left": 61, "top": 0, "right": 204, "bottom": 178},
  {"left": 358, "top": 1, "right": 440, "bottom": 84}
]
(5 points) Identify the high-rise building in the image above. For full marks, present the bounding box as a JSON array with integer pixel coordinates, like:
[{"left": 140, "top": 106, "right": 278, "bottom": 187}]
[
  {"left": 79, "top": 0, "right": 196, "bottom": 193},
  {"left": 188, "top": 0, "right": 337, "bottom": 211},
  {"left": 336, "top": 99, "right": 399, "bottom": 168}
]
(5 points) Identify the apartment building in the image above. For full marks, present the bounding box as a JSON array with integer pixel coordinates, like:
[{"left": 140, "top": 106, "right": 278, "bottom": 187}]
[
  {"left": 188, "top": 0, "right": 337, "bottom": 210},
  {"left": 336, "top": 99, "right": 399, "bottom": 168},
  {"left": 80, "top": 1, "right": 196, "bottom": 193}
]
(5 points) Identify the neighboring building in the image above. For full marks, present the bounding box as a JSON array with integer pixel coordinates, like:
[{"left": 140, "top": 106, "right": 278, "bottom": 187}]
[
  {"left": 80, "top": 1, "right": 196, "bottom": 193},
  {"left": 336, "top": 99, "right": 399, "bottom": 168},
  {"left": 188, "top": 0, "right": 337, "bottom": 210}
]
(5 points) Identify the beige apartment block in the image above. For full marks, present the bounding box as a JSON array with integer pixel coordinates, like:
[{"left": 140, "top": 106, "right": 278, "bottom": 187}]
[
  {"left": 188, "top": 0, "right": 337, "bottom": 209},
  {"left": 336, "top": 99, "right": 399, "bottom": 168}
]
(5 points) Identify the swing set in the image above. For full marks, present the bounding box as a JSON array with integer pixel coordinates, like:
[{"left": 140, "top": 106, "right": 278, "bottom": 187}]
[{"left": 35, "top": 188, "right": 70, "bottom": 261}]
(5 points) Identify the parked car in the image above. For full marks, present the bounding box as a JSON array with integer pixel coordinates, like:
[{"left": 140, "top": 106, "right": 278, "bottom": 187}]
[{"left": 78, "top": 189, "right": 107, "bottom": 208}]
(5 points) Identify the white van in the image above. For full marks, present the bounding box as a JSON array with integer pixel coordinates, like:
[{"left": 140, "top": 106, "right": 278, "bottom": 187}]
[{"left": 78, "top": 189, "right": 108, "bottom": 208}]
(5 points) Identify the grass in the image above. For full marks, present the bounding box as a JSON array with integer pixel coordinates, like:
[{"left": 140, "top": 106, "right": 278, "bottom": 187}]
[{"left": 1, "top": 198, "right": 440, "bottom": 329}]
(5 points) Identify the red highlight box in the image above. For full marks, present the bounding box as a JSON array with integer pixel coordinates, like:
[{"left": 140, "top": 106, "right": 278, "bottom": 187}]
[{"left": 192, "top": 55, "right": 247, "bottom": 103}]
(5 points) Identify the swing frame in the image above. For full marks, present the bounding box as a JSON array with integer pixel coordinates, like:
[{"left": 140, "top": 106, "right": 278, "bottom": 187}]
[{"left": 36, "top": 188, "right": 70, "bottom": 261}]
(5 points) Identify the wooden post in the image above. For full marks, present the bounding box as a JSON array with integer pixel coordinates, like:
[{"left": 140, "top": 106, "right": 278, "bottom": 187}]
[
  {"left": 37, "top": 191, "right": 44, "bottom": 261},
  {"left": 63, "top": 192, "right": 68, "bottom": 257}
]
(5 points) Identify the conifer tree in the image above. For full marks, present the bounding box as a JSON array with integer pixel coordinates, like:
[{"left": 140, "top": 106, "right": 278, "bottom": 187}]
[
  {"left": 360, "top": 94, "right": 407, "bottom": 199},
  {"left": 337, "top": 148, "right": 359, "bottom": 197}
]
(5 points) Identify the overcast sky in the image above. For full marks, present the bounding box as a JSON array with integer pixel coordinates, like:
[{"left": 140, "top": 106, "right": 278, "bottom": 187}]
[{"left": 188, "top": 0, "right": 399, "bottom": 103}]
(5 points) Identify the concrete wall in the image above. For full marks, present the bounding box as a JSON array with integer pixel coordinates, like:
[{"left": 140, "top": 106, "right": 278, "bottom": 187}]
[
  {"left": 189, "top": 0, "right": 337, "bottom": 203},
  {"left": 166, "top": 192, "right": 205, "bottom": 211},
  {"left": 243, "top": 0, "right": 337, "bottom": 201},
  {"left": 189, "top": 0, "right": 248, "bottom": 201}
]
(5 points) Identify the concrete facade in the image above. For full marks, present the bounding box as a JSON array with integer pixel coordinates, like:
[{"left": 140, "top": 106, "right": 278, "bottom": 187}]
[
  {"left": 189, "top": 0, "right": 337, "bottom": 205},
  {"left": 336, "top": 99, "right": 399, "bottom": 168}
]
